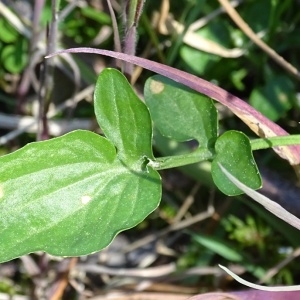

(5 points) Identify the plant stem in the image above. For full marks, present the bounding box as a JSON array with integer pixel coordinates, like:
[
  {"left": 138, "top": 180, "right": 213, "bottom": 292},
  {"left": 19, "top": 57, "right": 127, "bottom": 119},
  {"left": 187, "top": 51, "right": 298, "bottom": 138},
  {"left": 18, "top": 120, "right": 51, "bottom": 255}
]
[
  {"left": 123, "top": 0, "right": 145, "bottom": 78},
  {"left": 38, "top": 0, "right": 59, "bottom": 141},
  {"left": 149, "top": 148, "right": 214, "bottom": 170},
  {"left": 251, "top": 135, "right": 300, "bottom": 150},
  {"left": 150, "top": 135, "right": 300, "bottom": 170}
]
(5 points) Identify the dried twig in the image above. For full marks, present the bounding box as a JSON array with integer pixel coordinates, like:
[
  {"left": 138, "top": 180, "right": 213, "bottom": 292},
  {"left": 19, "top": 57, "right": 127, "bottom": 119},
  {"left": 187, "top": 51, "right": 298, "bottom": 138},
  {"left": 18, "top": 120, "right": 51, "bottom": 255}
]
[
  {"left": 122, "top": 199, "right": 214, "bottom": 253},
  {"left": 258, "top": 247, "right": 300, "bottom": 284},
  {"left": 0, "top": 85, "right": 94, "bottom": 145}
]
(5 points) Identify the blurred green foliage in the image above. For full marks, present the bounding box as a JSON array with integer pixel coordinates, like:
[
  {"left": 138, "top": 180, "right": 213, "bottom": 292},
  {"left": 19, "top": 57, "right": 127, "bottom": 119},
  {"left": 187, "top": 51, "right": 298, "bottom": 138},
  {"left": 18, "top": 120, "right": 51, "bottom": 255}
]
[
  {"left": 0, "top": 0, "right": 300, "bottom": 291},
  {"left": 0, "top": 18, "right": 28, "bottom": 74}
]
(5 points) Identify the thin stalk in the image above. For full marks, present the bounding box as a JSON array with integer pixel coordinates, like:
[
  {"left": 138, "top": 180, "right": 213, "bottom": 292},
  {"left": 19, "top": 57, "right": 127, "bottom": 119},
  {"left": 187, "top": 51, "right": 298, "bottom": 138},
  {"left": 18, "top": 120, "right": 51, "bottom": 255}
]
[
  {"left": 150, "top": 135, "right": 300, "bottom": 171},
  {"left": 251, "top": 135, "right": 300, "bottom": 151},
  {"left": 37, "top": 0, "right": 59, "bottom": 140},
  {"left": 122, "top": 0, "right": 145, "bottom": 79},
  {"left": 140, "top": 14, "right": 166, "bottom": 63},
  {"left": 106, "top": 0, "right": 122, "bottom": 53},
  {"left": 127, "top": 0, "right": 138, "bottom": 27}
]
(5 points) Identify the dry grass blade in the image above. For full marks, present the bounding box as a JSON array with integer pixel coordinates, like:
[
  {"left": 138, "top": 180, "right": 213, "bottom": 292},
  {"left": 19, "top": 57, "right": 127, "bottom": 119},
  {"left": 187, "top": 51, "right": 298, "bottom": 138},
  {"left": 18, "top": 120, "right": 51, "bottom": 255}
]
[
  {"left": 218, "top": 163, "right": 300, "bottom": 231},
  {"left": 0, "top": 1, "right": 31, "bottom": 37},
  {"left": 219, "top": 265, "right": 300, "bottom": 292},
  {"left": 164, "top": 18, "right": 245, "bottom": 58},
  {"left": 0, "top": 85, "right": 94, "bottom": 145}
]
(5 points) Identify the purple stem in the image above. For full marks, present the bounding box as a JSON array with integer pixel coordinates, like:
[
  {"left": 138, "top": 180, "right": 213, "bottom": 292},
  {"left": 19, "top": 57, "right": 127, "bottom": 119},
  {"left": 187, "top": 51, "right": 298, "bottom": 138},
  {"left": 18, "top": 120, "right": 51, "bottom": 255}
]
[{"left": 46, "top": 48, "right": 300, "bottom": 169}]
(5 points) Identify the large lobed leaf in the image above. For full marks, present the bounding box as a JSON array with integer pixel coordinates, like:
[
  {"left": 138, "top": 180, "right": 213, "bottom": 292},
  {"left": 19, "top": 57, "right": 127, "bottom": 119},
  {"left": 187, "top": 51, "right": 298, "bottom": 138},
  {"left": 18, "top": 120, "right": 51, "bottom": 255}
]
[{"left": 0, "top": 69, "right": 161, "bottom": 263}]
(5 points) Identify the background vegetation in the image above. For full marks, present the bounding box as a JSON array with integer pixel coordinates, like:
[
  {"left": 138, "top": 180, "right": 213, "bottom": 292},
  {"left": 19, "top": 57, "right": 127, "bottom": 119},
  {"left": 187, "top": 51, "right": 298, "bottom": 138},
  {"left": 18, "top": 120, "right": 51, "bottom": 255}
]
[{"left": 0, "top": 0, "right": 300, "bottom": 299}]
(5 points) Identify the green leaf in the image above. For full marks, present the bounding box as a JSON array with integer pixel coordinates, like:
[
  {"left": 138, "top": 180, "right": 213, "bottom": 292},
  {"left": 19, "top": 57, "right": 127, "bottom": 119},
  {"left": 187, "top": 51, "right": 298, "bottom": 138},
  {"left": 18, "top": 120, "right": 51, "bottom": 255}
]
[
  {"left": 153, "top": 129, "right": 214, "bottom": 187},
  {"left": 0, "top": 18, "right": 18, "bottom": 43},
  {"left": 95, "top": 69, "right": 155, "bottom": 163},
  {"left": 180, "top": 20, "right": 231, "bottom": 75},
  {"left": 211, "top": 131, "right": 261, "bottom": 196},
  {"left": 249, "top": 75, "right": 294, "bottom": 121},
  {"left": 191, "top": 233, "right": 243, "bottom": 262},
  {"left": 0, "top": 68, "right": 161, "bottom": 263},
  {"left": 1, "top": 39, "right": 28, "bottom": 74},
  {"left": 191, "top": 231, "right": 266, "bottom": 279},
  {"left": 241, "top": 1, "right": 271, "bottom": 32},
  {"left": 81, "top": 6, "right": 111, "bottom": 25},
  {"left": 144, "top": 75, "right": 218, "bottom": 149},
  {"left": 180, "top": 46, "right": 220, "bottom": 76}
]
